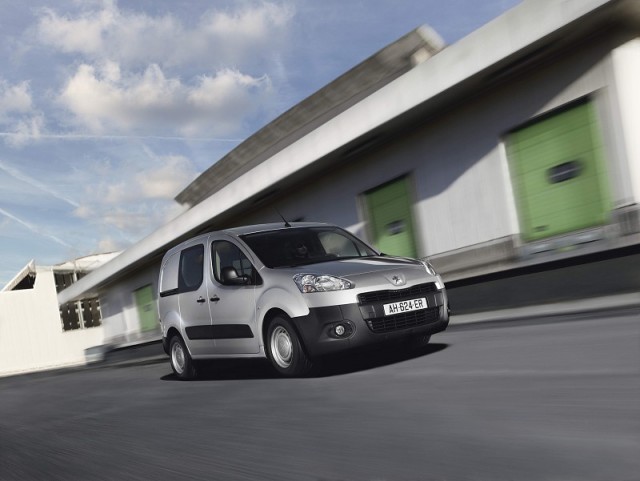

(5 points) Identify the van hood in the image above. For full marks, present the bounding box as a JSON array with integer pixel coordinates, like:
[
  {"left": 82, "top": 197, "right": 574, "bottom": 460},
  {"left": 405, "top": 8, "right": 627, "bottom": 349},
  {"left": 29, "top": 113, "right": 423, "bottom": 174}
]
[{"left": 277, "top": 255, "right": 425, "bottom": 278}]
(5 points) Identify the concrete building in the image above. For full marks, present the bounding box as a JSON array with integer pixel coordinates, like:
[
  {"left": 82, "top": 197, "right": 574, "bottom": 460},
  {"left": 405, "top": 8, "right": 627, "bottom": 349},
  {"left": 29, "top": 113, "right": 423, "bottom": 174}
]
[
  {"left": 0, "top": 253, "right": 118, "bottom": 376},
  {"left": 59, "top": 0, "right": 640, "bottom": 349}
]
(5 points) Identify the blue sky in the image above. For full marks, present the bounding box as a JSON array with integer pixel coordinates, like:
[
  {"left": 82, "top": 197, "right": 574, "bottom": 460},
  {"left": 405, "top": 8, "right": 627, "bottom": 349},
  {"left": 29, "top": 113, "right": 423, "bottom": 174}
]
[{"left": 0, "top": 0, "right": 520, "bottom": 286}]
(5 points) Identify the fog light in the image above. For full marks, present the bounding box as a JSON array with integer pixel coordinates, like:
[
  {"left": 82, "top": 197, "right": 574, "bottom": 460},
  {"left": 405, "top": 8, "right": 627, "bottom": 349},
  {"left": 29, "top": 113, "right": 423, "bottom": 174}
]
[{"left": 328, "top": 321, "right": 354, "bottom": 339}]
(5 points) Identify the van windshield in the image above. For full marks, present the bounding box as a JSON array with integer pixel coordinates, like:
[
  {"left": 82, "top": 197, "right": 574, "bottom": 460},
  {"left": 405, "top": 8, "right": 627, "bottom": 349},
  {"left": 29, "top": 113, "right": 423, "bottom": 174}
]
[{"left": 240, "top": 226, "right": 378, "bottom": 268}]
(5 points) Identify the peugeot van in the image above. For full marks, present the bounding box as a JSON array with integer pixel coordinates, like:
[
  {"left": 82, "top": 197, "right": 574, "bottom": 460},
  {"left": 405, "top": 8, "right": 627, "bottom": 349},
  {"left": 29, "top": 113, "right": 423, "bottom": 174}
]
[{"left": 158, "top": 222, "right": 449, "bottom": 379}]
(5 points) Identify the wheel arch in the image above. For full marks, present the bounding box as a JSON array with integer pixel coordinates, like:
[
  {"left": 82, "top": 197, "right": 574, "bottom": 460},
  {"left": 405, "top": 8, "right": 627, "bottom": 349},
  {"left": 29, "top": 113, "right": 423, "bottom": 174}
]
[
  {"left": 261, "top": 308, "right": 312, "bottom": 359},
  {"left": 165, "top": 326, "right": 196, "bottom": 358},
  {"left": 261, "top": 308, "right": 290, "bottom": 344},
  {"left": 257, "top": 286, "right": 309, "bottom": 345},
  {"left": 161, "top": 309, "right": 182, "bottom": 335},
  {"left": 166, "top": 326, "right": 181, "bottom": 342}
]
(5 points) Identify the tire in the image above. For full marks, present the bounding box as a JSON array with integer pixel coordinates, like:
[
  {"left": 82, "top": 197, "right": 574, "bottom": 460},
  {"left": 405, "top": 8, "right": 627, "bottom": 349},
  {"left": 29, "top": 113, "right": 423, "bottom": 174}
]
[
  {"left": 266, "top": 316, "right": 313, "bottom": 377},
  {"left": 169, "top": 335, "right": 197, "bottom": 380}
]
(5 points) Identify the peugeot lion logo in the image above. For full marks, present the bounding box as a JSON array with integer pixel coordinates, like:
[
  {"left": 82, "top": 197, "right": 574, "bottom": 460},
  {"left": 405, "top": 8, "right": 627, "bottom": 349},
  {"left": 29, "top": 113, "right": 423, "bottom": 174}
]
[{"left": 390, "top": 275, "right": 405, "bottom": 286}]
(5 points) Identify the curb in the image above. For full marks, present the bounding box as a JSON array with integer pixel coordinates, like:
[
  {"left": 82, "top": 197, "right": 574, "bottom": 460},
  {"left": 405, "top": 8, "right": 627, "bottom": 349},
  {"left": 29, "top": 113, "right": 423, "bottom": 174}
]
[
  {"left": 86, "top": 339, "right": 166, "bottom": 367},
  {"left": 450, "top": 291, "right": 640, "bottom": 325}
]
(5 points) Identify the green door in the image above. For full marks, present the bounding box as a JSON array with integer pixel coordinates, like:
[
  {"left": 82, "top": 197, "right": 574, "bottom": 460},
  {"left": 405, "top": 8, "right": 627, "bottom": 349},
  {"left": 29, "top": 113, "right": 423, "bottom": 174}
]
[
  {"left": 134, "top": 285, "right": 158, "bottom": 332},
  {"left": 365, "top": 176, "right": 418, "bottom": 258},
  {"left": 507, "top": 101, "right": 610, "bottom": 242}
]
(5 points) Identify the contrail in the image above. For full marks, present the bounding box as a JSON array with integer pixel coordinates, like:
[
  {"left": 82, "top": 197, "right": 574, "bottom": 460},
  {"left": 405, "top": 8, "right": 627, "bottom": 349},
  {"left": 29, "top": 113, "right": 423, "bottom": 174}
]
[
  {"left": 0, "top": 160, "right": 79, "bottom": 208},
  {"left": 0, "top": 206, "right": 72, "bottom": 248},
  {"left": 0, "top": 132, "right": 243, "bottom": 142}
]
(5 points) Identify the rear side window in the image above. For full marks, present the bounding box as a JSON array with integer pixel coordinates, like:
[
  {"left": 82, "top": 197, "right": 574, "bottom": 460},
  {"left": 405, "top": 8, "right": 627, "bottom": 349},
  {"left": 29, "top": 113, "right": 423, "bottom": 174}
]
[
  {"left": 178, "top": 244, "right": 204, "bottom": 292},
  {"left": 159, "top": 252, "right": 180, "bottom": 296}
]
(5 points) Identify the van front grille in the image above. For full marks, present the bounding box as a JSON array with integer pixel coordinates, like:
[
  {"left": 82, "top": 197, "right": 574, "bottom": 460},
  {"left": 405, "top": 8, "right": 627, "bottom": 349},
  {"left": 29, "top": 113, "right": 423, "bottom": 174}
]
[
  {"left": 357, "top": 282, "right": 437, "bottom": 305},
  {"left": 366, "top": 306, "right": 440, "bottom": 333}
]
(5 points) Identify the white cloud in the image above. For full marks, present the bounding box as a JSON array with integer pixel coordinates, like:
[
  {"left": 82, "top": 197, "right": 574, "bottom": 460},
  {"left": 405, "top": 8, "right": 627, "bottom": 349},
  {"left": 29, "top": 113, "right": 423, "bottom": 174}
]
[
  {"left": 0, "top": 80, "right": 44, "bottom": 148},
  {"left": 102, "top": 207, "right": 149, "bottom": 231},
  {"left": 87, "top": 156, "right": 197, "bottom": 204},
  {"left": 58, "top": 63, "right": 271, "bottom": 136},
  {"left": 36, "top": 1, "right": 294, "bottom": 69},
  {"left": 103, "top": 183, "right": 132, "bottom": 205},
  {"left": 5, "top": 114, "right": 44, "bottom": 147},
  {"left": 0, "top": 80, "right": 33, "bottom": 116},
  {"left": 37, "top": 2, "right": 117, "bottom": 56},
  {"left": 75, "top": 201, "right": 164, "bottom": 238},
  {"left": 195, "top": 3, "right": 293, "bottom": 65},
  {"left": 73, "top": 204, "right": 92, "bottom": 219},
  {"left": 73, "top": 152, "right": 198, "bottom": 240},
  {"left": 98, "top": 237, "right": 121, "bottom": 253},
  {"left": 34, "top": 2, "right": 290, "bottom": 139},
  {"left": 138, "top": 155, "right": 199, "bottom": 199}
]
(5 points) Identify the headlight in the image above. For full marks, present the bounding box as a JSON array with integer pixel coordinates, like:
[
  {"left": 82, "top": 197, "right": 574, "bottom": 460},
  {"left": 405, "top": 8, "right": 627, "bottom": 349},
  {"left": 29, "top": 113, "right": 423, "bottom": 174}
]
[
  {"left": 293, "top": 274, "right": 354, "bottom": 293},
  {"left": 420, "top": 259, "right": 438, "bottom": 276}
]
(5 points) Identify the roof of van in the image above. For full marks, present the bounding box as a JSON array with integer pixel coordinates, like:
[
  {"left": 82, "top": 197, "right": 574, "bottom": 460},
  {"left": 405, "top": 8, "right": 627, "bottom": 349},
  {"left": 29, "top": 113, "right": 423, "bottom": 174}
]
[
  {"left": 164, "top": 222, "right": 338, "bottom": 259},
  {"left": 163, "top": 222, "right": 335, "bottom": 257},
  {"left": 224, "top": 222, "right": 331, "bottom": 236}
]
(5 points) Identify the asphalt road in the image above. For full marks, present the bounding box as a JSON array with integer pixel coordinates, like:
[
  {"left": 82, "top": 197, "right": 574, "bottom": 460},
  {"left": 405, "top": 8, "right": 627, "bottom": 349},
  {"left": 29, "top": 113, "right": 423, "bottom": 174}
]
[{"left": 1, "top": 311, "right": 639, "bottom": 481}]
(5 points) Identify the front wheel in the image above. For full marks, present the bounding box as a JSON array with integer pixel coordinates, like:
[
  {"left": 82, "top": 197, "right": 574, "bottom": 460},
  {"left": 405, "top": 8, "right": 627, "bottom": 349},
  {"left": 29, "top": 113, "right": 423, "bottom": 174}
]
[
  {"left": 266, "top": 316, "right": 313, "bottom": 377},
  {"left": 169, "top": 335, "right": 197, "bottom": 380}
]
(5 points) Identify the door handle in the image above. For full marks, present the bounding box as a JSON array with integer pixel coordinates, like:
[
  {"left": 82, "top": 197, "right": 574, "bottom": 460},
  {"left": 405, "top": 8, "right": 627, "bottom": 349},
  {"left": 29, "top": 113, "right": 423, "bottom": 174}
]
[
  {"left": 210, "top": 295, "right": 220, "bottom": 302},
  {"left": 196, "top": 297, "right": 206, "bottom": 304}
]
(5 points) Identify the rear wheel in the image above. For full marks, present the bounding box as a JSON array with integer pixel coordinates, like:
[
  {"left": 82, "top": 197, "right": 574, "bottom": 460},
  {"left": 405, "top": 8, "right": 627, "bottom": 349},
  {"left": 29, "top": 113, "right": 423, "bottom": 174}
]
[
  {"left": 266, "top": 316, "right": 313, "bottom": 377},
  {"left": 170, "top": 335, "right": 197, "bottom": 380}
]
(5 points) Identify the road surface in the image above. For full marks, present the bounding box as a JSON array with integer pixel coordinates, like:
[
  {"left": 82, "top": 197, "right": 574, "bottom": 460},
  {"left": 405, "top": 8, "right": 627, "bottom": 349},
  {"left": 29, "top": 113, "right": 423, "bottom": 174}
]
[{"left": 1, "top": 310, "right": 638, "bottom": 480}]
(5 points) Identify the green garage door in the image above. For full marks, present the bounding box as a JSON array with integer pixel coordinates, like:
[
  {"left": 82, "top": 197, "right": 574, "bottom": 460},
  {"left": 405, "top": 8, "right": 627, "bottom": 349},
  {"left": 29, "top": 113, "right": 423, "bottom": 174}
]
[
  {"left": 365, "top": 176, "right": 418, "bottom": 258},
  {"left": 507, "top": 101, "right": 610, "bottom": 242},
  {"left": 134, "top": 285, "right": 158, "bottom": 332}
]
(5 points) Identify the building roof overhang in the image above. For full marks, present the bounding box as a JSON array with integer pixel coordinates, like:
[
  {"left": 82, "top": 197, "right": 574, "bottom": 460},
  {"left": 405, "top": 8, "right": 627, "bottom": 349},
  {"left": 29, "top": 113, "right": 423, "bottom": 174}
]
[
  {"left": 1, "top": 260, "right": 36, "bottom": 292},
  {"left": 58, "top": 0, "right": 640, "bottom": 304},
  {"left": 175, "top": 26, "right": 445, "bottom": 208}
]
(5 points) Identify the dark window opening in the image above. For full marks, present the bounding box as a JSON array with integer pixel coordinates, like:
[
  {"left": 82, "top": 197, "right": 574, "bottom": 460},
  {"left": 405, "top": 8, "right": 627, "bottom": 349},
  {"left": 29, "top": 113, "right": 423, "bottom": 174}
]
[
  {"left": 55, "top": 272, "right": 102, "bottom": 331},
  {"left": 11, "top": 273, "right": 36, "bottom": 290},
  {"left": 241, "top": 226, "right": 377, "bottom": 268},
  {"left": 211, "top": 241, "right": 260, "bottom": 285},
  {"left": 178, "top": 244, "right": 205, "bottom": 292}
]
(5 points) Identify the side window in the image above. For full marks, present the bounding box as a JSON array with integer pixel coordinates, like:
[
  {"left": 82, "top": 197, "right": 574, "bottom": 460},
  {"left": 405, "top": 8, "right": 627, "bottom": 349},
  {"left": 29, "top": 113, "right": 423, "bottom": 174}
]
[
  {"left": 160, "top": 252, "right": 180, "bottom": 296},
  {"left": 212, "top": 241, "right": 258, "bottom": 286},
  {"left": 178, "top": 244, "right": 204, "bottom": 292}
]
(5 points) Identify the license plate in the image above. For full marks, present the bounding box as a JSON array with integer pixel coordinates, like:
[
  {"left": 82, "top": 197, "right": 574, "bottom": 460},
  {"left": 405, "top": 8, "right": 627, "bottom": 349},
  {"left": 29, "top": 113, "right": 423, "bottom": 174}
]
[{"left": 383, "top": 298, "right": 428, "bottom": 316}]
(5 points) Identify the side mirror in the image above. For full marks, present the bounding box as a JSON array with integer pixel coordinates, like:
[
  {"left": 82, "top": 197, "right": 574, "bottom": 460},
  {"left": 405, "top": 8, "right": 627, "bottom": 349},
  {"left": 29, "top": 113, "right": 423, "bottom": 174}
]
[{"left": 221, "top": 266, "right": 249, "bottom": 285}]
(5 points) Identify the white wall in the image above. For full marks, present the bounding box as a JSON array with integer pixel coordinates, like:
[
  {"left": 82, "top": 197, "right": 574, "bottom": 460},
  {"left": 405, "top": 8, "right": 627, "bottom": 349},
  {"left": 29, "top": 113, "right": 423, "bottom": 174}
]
[
  {"left": 0, "top": 268, "right": 104, "bottom": 377},
  {"left": 99, "top": 263, "right": 160, "bottom": 345},
  {"left": 611, "top": 38, "right": 640, "bottom": 204}
]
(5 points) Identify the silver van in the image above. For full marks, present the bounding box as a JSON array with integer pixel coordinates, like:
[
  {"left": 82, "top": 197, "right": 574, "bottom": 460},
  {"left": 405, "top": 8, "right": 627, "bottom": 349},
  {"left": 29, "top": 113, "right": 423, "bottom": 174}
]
[{"left": 158, "top": 222, "right": 449, "bottom": 379}]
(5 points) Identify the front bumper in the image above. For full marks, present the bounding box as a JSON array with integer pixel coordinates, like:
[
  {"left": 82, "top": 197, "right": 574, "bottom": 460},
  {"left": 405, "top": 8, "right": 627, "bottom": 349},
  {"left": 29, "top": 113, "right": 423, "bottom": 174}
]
[{"left": 290, "top": 289, "right": 449, "bottom": 357}]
